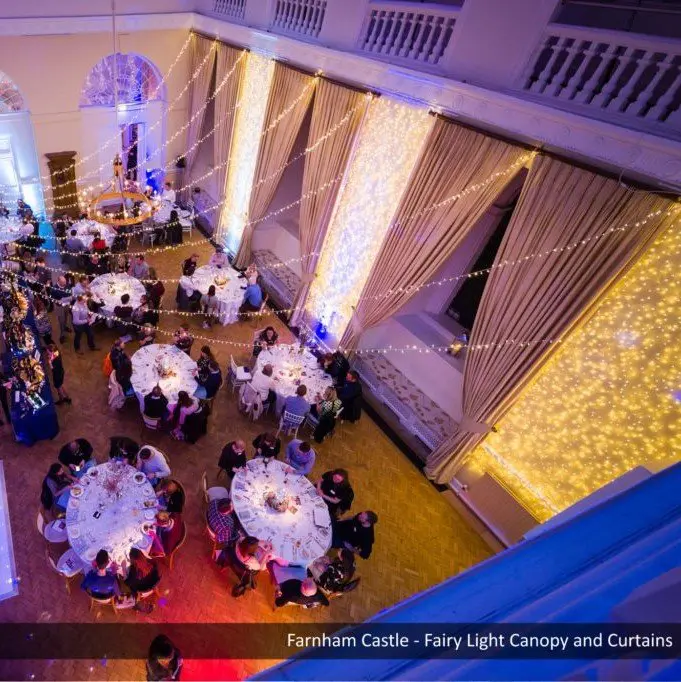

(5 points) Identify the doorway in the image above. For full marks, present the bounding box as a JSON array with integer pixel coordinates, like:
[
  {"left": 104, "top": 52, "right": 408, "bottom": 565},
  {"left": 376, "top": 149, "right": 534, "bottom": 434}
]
[{"left": 121, "top": 122, "right": 145, "bottom": 181}]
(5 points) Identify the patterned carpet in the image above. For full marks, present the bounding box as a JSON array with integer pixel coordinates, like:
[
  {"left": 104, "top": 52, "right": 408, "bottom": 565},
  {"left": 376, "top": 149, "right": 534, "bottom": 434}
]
[{"left": 0, "top": 230, "right": 491, "bottom": 681}]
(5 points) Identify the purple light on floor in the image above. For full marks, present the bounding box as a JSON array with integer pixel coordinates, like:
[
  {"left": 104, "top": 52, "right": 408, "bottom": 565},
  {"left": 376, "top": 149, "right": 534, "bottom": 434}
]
[{"left": 672, "top": 390, "right": 681, "bottom": 403}]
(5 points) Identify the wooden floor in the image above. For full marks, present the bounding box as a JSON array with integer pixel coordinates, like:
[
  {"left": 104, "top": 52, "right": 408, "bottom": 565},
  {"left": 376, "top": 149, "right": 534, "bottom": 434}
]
[{"left": 0, "top": 230, "right": 491, "bottom": 681}]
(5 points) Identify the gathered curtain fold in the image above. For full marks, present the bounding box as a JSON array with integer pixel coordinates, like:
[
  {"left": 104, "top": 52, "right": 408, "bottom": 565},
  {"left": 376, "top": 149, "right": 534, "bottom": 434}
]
[
  {"left": 290, "top": 80, "right": 370, "bottom": 325},
  {"left": 233, "top": 63, "right": 317, "bottom": 269},
  {"left": 425, "top": 154, "right": 676, "bottom": 484},
  {"left": 338, "top": 118, "right": 529, "bottom": 350},
  {"left": 213, "top": 43, "right": 246, "bottom": 234},
  {"left": 184, "top": 34, "right": 217, "bottom": 178}
]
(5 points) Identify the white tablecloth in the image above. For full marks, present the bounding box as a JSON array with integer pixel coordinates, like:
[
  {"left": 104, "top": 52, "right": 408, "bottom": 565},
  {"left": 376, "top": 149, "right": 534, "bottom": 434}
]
[
  {"left": 231, "top": 458, "right": 331, "bottom": 566},
  {"left": 180, "top": 265, "right": 244, "bottom": 326},
  {"left": 90, "top": 273, "right": 146, "bottom": 318},
  {"left": 0, "top": 218, "right": 32, "bottom": 245},
  {"left": 131, "top": 343, "right": 198, "bottom": 407},
  {"left": 70, "top": 219, "right": 117, "bottom": 249},
  {"left": 65, "top": 461, "right": 158, "bottom": 566},
  {"left": 256, "top": 345, "right": 332, "bottom": 412},
  {"left": 153, "top": 203, "right": 193, "bottom": 227}
]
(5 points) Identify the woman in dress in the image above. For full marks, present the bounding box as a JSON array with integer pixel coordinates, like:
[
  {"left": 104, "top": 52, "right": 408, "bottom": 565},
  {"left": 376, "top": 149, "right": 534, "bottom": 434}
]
[
  {"left": 41, "top": 463, "right": 74, "bottom": 512},
  {"left": 311, "top": 386, "right": 342, "bottom": 443},
  {"left": 170, "top": 391, "right": 199, "bottom": 440},
  {"left": 165, "top": 210, "right": 183, "bottom": 246},
  {"left": 46, "top": 344, "right": 71, "bottom": 405}
]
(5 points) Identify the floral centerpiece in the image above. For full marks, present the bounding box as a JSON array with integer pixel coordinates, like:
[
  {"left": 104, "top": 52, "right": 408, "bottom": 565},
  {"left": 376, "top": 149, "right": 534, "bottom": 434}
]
[
  {"left": 213, "top": 274, "right": 228, "bottom": 287},
  {"left": 155, "top": 354, "right": 176, "bottom": 379},
  {"left": 265, "top": 490, "right": 290, "bottom": 513},
  {"left": 102, "top": 466, "right": 125, "bottom": 500}
]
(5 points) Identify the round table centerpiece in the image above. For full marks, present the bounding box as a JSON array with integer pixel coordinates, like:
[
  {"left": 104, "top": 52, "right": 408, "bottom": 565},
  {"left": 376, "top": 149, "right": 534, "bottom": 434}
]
[
  {"left": 155, "top": 355, "right": 176, "bottom": 379},
  {"left": 265, "top": 489, "right": 290, "bottom": 513},
  {"left": 213, "top": 274, "right": 229, "bottom": 287}
]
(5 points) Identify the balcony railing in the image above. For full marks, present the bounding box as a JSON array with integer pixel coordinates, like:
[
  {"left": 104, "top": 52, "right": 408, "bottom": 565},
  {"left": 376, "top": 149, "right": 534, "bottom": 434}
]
[
  {"left": 519, "top": 24, "right": 681, "bottom": 131},
  {"left": 358, "top": 2, "right": 459, "bottom": 68},
  {"left": 271, "top": 0, "right": 328, "bottom": 39},
  {"left": 212, "top": 0, "right": 246, "bottom": 20}
]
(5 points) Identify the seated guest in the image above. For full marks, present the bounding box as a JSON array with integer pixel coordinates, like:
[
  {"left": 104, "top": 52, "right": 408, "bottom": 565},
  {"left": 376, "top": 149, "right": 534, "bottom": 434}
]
[
  {"left": 173, "top": 323, "right": 194, "bottom": 355},
  {"left": 165, "top": 210, "right": 183, "bottom": 245},
  {"left": 284, "top": 440, "right": 315, "bottom": 476},
  {"left": 239, "top": 280, "right": 263, "bottom": 316},
  {"left": 283, "top": 384, "right": 309, "bottom": 419},
  {"left": 160, "top": 181, "right": 176, "bottom": 204},
  {"left": 337, "top": 370, "right": 363, "bottom": 422},
  {"left": 112, "top": 254, "right": 128, "bottom": 274},
  {"left": 41, "top": 463, "right": 74, "bottom": 512},
  {"left": 113, "top": 294, "right": 133, "bottom": 322},
  {"left": 81, "top": 550, "right": 120, "bottom": 599},
  {"left": 91, "top": 233, "right": 107, "bottom": 252},
  {"left": 139, "top": 323, "right": 156, "bottom": 348},
  {"left": 86, "top": 254, "right": 108, "bottom": 277},
  {"left": 72, "top": 275, "right": 91, "bottom": 299},
  {"left": 58, "top": 438, "right": 94, "bottom": 476},
  {"left": 319, "top": 351, "right": 350, "bottom": 385},
  {"left": 209, "top": 246, "right": 229, "bottom": 268},
  {"left": 207, "top": 498, "right": 239, "bottom": 562},
  {"left": 200, "top": 285, "right": 220, "bottom": 329},
  {"left": 229, "top": 535, "right": 274, "bottom": 598},
  {"left": 252, "top": 326, "right": 278, "bottom": 359},
  {"left": 218, "top": 440, "right": 247, "bottom": 479},
  {"left": 146, "top": 635, "right": 183, "bottom": 682},
  {"left": 317, "top": 469, "right": 354, "bottom": 518},
  {"left": 65, "top": 229, "right": 86, "bottom": 253},
  {"left": 157, "top": 480, "right": 185, "bottom": 513},
  {"left": 311, "top": 549, "right": 357, "bottom": 595},
  {"left": 248, "top": 363, "right": 275, "bottom": 406},
  {"left": 275, "top": 577, "right": 329, "bottom": 609},
  {"left": 311, "top": 387, "right": 343, "bottom": 443},
  {"left": 252, "top": 432, "right": 281, "bottom": 459},
  {"left": 169, "top": 391, "right": 199, "bottom": 438},
  {"left": 124, "top": 548, "right": 161, "bottom": 596},
  {"left": 109, "top": 436, "right": 140, "bottom": 466},
  {"left": 137, "top": 446, "right": 171, "bottom": 486},
  {"left": 243, "top": 262, "right": 258, "bottom": 285},
  {"left": 131, "top": 295, "right": 152, "bottom": 325},
  {"left": 146, "top": 270, "right": 165, "bottom": 310},
  {"left": 144, "top": 385, "right": 168, "bottom": 420},
  {"left": 332, "top": 511, "right": 378, "bottom": 560},
  {"left": 182, "top": 254, "right": 199, "bottom": 278},
  {"left": 196, "top": 345, "right": 215, "bottom": 379},
  {"left": 128, "top": 255, "right": 150, "bottom": 280},
  {"left": 150, "top": 511, "right": 184, "bottom": 557}
]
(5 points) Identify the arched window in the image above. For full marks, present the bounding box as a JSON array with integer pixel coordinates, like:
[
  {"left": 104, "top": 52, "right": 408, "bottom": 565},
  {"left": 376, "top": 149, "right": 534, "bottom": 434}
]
[
  {"left": 80, "top": 53, "right": 165, "bottom": 107},
  {"left": 0, "top": 71, "right": 25, "bottom": 114}
]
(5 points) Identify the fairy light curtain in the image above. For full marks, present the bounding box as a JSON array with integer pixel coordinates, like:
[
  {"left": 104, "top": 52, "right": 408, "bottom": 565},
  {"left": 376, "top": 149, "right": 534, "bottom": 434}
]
[
  {"left": 425, "top": 154, "right": 676, "bottom": 485},
  {"left": 233, "top": 63, "right": 317, "bottom": 269},
  {"left": 290, "top": 80, "right": 371, "bottom": 327},
  {"left": 338, "top": 118, "right": 529, "bottom": 351},
  {"left": 213, "top": 42, "right": 246, "bottom": 232},
  {"left": 184, "top": 34, "right": 218, "bottom": 179}
]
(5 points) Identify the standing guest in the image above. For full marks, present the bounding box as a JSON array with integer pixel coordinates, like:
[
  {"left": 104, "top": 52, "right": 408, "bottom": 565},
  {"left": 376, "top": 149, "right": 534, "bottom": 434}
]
[
  {"left": 160, "top": 181, "right": 176, "bottom": 205},
  {"left": 165, "top": 210, "right": 183, "bottom": 246},
  {"left": 41, "top": 463, "right": 74, "bottom": 512},
  {"left": 332, "top": 511, "right": 378, "bottom": 559},
  {"left": 157, "top": 480, "right": 185, "bottom": 514},
  {"left": 311, "top": 386, "right": 342, "bottom": 443},
  {"left": 275, "top": 577, "right": 329, "bottom": 609},
  {"left": 173, "top": 323, "right": 194, "bottom": 355},
  {"left": 137, "top": 446, "right": 171, "bottom": 486},
  {"left": 252, "top": 326, "right": 278, "bottom": 359},
  {"left": 34, "top": 256, "right": 51, "bottom": 286},
  {"left": 124, "top": 548, "right": 161, "bottom": 597},
  {"left": 282, "top": 384, "right": 309, "bottom": 419},
  {"left": 139, "top": 323, "right": 156, "bottom": 348},
  {"left": 86, "top": 254, "right": 108, "bottom": 277},
  {"left": 33, "top": 297, "right": 53, "bottom": 346},
  {"left": 207, "top": 498, "right": 239, "bottom": 558},
  {"left": 110, "top": 339, "right": 128, "bottom": 371},
  {"left": 182, "top": 254, "right": 199, "bottom": 277},
  {"left": 81, "top": 550, "right": 120, "bottom": 599},
  {"left": 195, "top": 359, "right": 222, "bottom": 400},
  {"left": 72, "top": 276, "right": 90, "bottom": 299},
  {"left": 116, "top": 354, "right": 134, "bottom": 395},
  {"left": 91, "top": 233, "right": 107, "bottom": 252},
  {"left": 196, "top": 345, "right": 215, "bottom": 380},
  {"left": 146, "top": 270, "right": 165, "bottom": 309},
  {"left": 65, "top": 229, "right": 86, "bottom": 254},
  {"left": 337, "top": 370, "right": 363, "bottom": 422},
  {"left": 319, "top": 351, "right": 350, "bottom": 385},
  {"left": 218, "top": 440, "right": 247, "bottom": 479},
  {"left": 72, "top": 295, "right": 98, "bottom": 353},
  {"left": 169, "top": 391, "right": 199, "bottom": 438},
  {"left": 209, "top": 246, "right": 229, "bottom": 268},
  {"left": 284, "top": 440, "right": 316, "bottom": 476},
  {"left": 200, "top": 285, "right": 220, "bottom": 329},
  {"left": 16, "top": 198, "right": 31, "bottom": 218},
  {"left": 252, "top": 432, "right": 281, "bottom": 459},
  {"left": 248, "top": 363, "right": 275, "bottom": 406},
  {"left": 144, "top": 385, "right": 169, "bottom": 420},
  {"left": 129, "top": 255, "right": 150, "bottom": 280},
  {"left": 146, "top": 635, "right": 183, "bottom": 682},
  {"left": 317, "top": 469, "right": 354, "bottom": 519},
  {"left": 49, "top": 276, "right": 72, "bottom": 343},
  {"left": 46, "top": 344, "right": 71, "bottom": 405},
  {"left": 54, "top": 218, "right": 67, "bottom": 250},
  {"left": 239, "top": 279, "right": 263, "bottom": 316}
]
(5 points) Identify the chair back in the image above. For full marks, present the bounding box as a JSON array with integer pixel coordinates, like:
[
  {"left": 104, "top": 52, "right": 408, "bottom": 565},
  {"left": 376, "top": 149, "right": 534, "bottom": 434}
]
[
  {"left": 240, "top": 383, "right": 263, "bottom": 421},
  {"left": 36, "top": 509, "right": 46, "bottom": 536},
  {"left": 334, "top": 406, "right": 344, "bottom": 420},
  {"left": 201, "top": 471, "right": 209, "bottom": 504},
  {"left": 45, "top": 548, "right": 59, "bottom": 574},
  {"left": 282, "top": 410, "right": 306, "bottom": 427},
  {"left": 142, "top": 415, "right": 160, "bottom": 430},
  {"left": 230, "top": 355, "right": 239, "bottom": 375}
]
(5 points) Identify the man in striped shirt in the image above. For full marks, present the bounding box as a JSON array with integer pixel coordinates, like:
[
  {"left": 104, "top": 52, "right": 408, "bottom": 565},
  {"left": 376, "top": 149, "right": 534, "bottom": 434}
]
[{"left": 72, "top": 295, "right": 99, "bottom": 353}]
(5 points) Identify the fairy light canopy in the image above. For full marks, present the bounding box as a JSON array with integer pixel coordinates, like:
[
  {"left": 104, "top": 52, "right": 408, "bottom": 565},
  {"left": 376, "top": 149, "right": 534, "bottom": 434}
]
[
  {"left": 0, "top": 71, "right": 24, "bottom": 114},
  {"left": 79, "top": 53, "right": 166, "bottom": 107}
]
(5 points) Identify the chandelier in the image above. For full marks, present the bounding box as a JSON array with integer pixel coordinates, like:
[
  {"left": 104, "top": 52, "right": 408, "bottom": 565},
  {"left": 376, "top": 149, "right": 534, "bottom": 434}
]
[{"left": 83, "top": 154, "right": 159, "bottom": 227}]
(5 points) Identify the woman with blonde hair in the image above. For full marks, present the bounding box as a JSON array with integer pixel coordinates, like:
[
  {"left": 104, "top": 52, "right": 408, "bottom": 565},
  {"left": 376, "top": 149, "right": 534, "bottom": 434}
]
[{"left": 311, "top": 386, "right": 342, "bottom": 443}]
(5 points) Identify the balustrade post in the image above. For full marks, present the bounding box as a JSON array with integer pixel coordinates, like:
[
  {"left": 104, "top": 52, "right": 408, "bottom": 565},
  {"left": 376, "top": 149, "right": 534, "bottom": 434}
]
[
  {"left": 529, "top": 36, "right": 565, "bottom": 94},
  {"left": 549, "top": 39, "right": 578, "bottom": 97},
  {"left": 632, "top": 53, "right": 674, "bottom": 117},
  {"left": 399, "top": 13, "right": 421, "bottom": 58},
  {"left": 563, "top": 40, "right": 596, "bottom": 99},
  {"left": 591, "top": 46, "right": 633, "bottom": 108},
  {"left": 648, "top": 60, "right": 681, "bottom": 121},
  {"left": 574, "top": 43, "right": 616, "bottom": 103},
  {"left": 610, "top": 50, "right": 654, "bottom": 113}
]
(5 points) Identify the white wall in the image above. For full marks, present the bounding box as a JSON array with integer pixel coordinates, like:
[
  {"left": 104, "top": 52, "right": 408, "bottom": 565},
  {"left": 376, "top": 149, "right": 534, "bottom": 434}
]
[{"left": 0, "top": 0, "right": 194, "bottom": 17}]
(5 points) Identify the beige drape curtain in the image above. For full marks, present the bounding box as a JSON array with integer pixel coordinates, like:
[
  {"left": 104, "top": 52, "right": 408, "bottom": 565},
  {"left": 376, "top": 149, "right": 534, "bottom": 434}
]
[
  {"left": 184, "top": 35, "right": 217, "bottom": 177},
  {"left": 233, "top": 63, "right": 317, "bottom": 269},
  {"left": 290, "top": 80, "right": 370, "bottom": 325},
  {"left": 426, "top": 154, "right": 676, "bottom": 483},
  {"left": 213, "top": 43, "right": 246, "bottom": 234},
  {"left": 338, "top": 118, "right": 528, "bottom": 350}
]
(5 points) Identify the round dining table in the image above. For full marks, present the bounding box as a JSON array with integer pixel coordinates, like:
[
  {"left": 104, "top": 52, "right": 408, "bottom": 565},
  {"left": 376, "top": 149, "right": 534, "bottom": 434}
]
[
  {"left": 179, "top": 265, "right": 244, "bottom": 325},
  {"left": 131, "top": 343, "right": 198, "bottom": 407},
  {"left": 153, "top": 203, "right": 193, "bottom": 227},
  {"left": 255, "top": 345, "right": 333, "bottom": 413},
  {"left": 231, "top": 458, "right": 332, "bottom": 566},
  {"left": 70, "top": 219, "right": 117, "bottom": 249},
  {"left": 0, "top": 218, "right": 33, "bottom": 245},
  {"left": 65, "top": 461, "right": 158, "bottom": 566},
  {"left": 90, "top": 273, "right": 146, "bottom": 319}
]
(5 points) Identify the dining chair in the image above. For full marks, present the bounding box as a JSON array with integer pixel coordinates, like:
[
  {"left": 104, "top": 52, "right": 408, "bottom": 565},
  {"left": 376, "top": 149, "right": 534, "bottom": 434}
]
[
  {"left": 142, "top": 414, "right": 160, "bottom": 430},
  {"left": 166, "top": 522, "right": 188, "bottom": 571},
  {"left": 239, "top": 383, "right": 263, "bottom": 421},
  {"left": 36, "top": 508, "right": 68, "bottom": 543},
  {"left": 89, "top": 594, "right": 119, "bottom": 616},
  {"left": 201, "top": 471, "right": 230, "bottom": 506},
  {"left": 45, "top": 549, "right": 81, "bottom": 595},
  {"left": 228, "top": 355, "right": 250, "bottom": 394},
  {"left": 275, "top": 410, "right": 306, "bottom": 439},
  {"left": 304, "top": 410, "right": 320, "bottom": 434}
]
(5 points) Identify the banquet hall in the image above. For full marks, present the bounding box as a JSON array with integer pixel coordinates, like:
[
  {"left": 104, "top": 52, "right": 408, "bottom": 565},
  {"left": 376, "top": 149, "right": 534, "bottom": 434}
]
[{"left": 0, "top": 0, "right": 680, "bottom": 681}]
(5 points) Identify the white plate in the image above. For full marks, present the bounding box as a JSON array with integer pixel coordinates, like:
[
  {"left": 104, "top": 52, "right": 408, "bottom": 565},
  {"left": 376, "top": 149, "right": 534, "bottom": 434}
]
[
  {"left": 70, "top": 527, "right": 81, "bottom": 539},
  {"left": 144, "top": 510, "right": 157, "bottom": 520},
  {"left": 133, "top": 473, "right": 146, "bottom": 484},
  {"left": 71, "top": 486, "right": 84, "bottom": 498}
]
